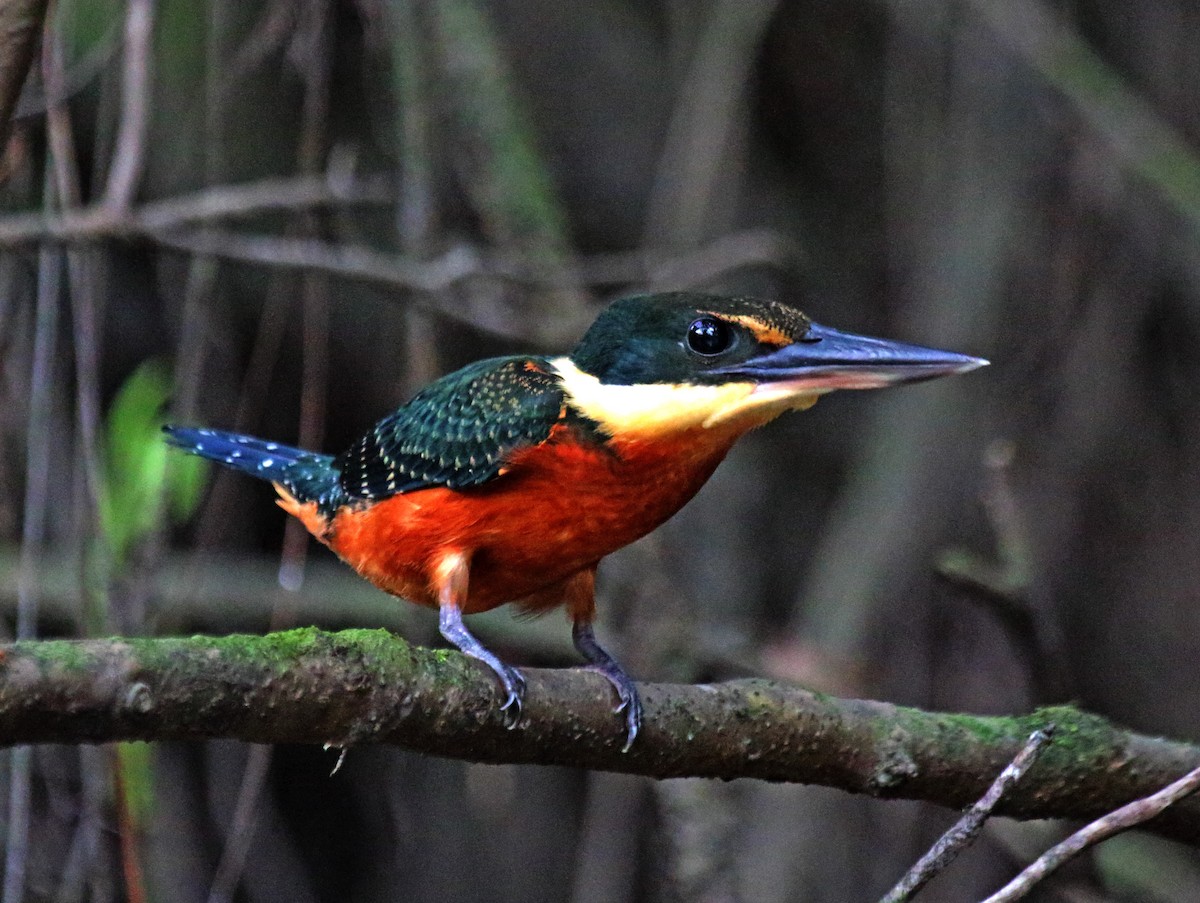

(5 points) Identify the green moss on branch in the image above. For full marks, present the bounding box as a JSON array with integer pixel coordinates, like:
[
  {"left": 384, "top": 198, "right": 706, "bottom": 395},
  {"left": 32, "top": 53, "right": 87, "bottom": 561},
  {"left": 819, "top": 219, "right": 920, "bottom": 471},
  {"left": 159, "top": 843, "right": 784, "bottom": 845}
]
[{"left": 1, "top": 629, "right": 1198, "bottom": 845}]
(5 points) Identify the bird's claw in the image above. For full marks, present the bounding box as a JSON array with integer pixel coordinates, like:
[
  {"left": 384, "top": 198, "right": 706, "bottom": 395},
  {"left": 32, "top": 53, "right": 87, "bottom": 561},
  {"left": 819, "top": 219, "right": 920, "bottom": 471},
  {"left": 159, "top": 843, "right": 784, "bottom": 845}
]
[
  {"left": 496, "top": 664, "right": 526, "bottom": 729},
  {"left": 572, "top": 621, "right": 643, "bottom": 751},
  {"left": 587, "top": 664, "right": 642, "bottom": 752},
  {"left": 615, "top": 683, "right": 642, "bottom": 753},
  {"left": 438, "top": 602, "right": 527, "bottom": 730}
]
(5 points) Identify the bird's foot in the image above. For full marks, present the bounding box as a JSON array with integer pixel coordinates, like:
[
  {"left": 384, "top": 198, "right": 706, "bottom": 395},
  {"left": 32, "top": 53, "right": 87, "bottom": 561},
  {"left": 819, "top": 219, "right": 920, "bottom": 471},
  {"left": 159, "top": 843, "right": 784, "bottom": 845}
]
[
  {"left": 440, "top": 601, "right": 526, "bottom": 729},
  {"left": 593, "top": 666, "right": 642, "bottom": 753},
  {"left": 573, "top": 621, "right": 643, "bottom": 751},
  {"left": 494, "top": 663, "right": 527, "bottom": 728}
]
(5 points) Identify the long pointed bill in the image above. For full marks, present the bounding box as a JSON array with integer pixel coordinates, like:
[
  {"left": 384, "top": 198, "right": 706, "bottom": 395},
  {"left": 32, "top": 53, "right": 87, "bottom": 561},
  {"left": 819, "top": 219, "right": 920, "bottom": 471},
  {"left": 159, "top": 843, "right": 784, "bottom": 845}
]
[{"left": 711, "top": 322, "right": 988, "bottom": 391}]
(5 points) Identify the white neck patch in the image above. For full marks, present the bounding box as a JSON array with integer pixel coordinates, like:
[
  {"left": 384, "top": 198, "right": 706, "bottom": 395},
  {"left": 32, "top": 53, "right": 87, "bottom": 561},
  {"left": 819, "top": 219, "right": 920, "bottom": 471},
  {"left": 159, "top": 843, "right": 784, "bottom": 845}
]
[{"left": 550, "top": 357, "right": 822, "bottom": 438}]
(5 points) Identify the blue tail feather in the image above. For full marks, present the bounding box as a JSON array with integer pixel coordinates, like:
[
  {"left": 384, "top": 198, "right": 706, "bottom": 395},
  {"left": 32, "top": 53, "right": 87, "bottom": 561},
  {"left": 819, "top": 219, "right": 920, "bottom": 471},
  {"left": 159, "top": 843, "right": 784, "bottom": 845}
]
[{"left": 163, "top": 425, "right": 342, "bottom": 508}]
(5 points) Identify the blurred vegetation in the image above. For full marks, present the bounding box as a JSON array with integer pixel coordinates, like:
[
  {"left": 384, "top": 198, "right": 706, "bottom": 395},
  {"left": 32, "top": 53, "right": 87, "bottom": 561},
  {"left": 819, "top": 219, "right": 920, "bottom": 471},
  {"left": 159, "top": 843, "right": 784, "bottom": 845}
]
[
  {"left": 100, "top": 359, "right": 204, "bottom": 564},
  {"left": 1, "top": 0, "right": 1200, "bottom": 901}
]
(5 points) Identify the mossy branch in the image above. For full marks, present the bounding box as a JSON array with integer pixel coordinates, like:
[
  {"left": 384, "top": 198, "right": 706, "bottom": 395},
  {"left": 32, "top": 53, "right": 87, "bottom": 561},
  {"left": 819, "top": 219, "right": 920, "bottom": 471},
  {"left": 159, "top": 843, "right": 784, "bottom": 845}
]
[{"left": 2, "top": 628, "right": 1199, "bottom": 845}]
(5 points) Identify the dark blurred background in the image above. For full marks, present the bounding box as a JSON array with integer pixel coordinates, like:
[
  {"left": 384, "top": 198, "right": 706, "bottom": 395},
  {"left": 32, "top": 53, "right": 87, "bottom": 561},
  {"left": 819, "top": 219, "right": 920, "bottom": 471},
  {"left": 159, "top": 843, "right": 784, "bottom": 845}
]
[{"left": 2, "top": 0, "right": 1200, "bottom": 900}]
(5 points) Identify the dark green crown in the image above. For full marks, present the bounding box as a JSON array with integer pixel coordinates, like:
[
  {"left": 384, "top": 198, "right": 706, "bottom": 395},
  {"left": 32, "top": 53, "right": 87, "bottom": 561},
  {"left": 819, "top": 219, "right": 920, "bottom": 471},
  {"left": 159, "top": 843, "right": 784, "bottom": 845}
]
[{"left": 570, "top": 292, "right": 813, "bottom": 385}]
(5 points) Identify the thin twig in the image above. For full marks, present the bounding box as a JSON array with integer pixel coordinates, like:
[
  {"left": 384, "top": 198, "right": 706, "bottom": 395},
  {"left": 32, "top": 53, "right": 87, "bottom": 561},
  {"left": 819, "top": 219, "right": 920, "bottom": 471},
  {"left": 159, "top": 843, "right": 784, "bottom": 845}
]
[
  {"left": 879, "top": 728, "right": 1054, "bottom": 903},
  {"left": 169, "top": 0, "right": 228, "bottom": 463},
  {"left": 12, "top": 18, "right": 121, "bottom": 124},
  {"left": 95, "top": 0, "right": 156, "bottom": 864},
  {"left": 138, "top": 175, "right": 390, "bottom": 232},
  {"left": 275, "top": 287, "right": 327, "bottom": 595},
  {"left": 0, "top": 0, "right": 51, "bottom": 149},
  {"left": 53, "top": 746, "right": 106, "bottom": 903},
  {"left": 0, "top": 171, "right": 791, "bottom": 313},
  {"left": 569, "top": 773, "right": 646, "bottom": 903},
  {"left": 167, "top": 0, "right": 234, "bottom": 666},
  {"left": 42, "top": 23, "right": 113, "bottom": 903},
  {"left": 103, "top": 0, "right": 155, "bottom": 211},
  {"left": 207, "top": 12, "right": 334, "bottom": 898},
  {"left": 982, "top": 762, "right": 1200, "bottom": 902},
  {"left": 0, "top": 172, "right": 394, "bottom": 246},
  {"left": 42, "top": 27, "right": 81, "bottom": 209},
  {"left": 275, "top": 0, "right": 330, "bottom": 598},
  {"left": 643, "top": 0, "right": 782, "bottom": 247},
  {"left": 965, "top": 0, "right": 1200, "bottom": 229},
  {"left": 423, "top": 0, "right": 586, "bottom": 321},
  {"left": 205, "top": 744, "right": 273, "bottom": 903},
  {"left": 217, "top": 0, "right": 297, "bottom": 104},
  {"left": 2, "top": 747, "right": 33, "bottom": 903},
  {"left": 185, "top": 271, "right": 292, "bottom": 567},
  {"left": 621, "top": 227, "right": 798, "bottom": 291},
  {"left": 151, "top": 230, "right": 572, "bottom": 342},
  {"left": 151, "top": 226, "right": 796, "bottom": 341},
  {"left": 938, "top": 441, "right": 1072, "bottom": 703},
  {"left": 5, "top": 163, "right": 62, "bottom": 903},
  {"left": 155, "top": 228, "right": 514, "bottom": 288},
  {"left": 44, "top": 18, "right": 106, "bottom": 585}
]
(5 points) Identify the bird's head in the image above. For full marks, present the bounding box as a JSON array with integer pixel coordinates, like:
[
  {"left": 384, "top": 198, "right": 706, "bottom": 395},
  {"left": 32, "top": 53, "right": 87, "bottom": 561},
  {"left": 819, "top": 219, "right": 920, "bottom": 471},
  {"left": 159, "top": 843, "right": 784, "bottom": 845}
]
[{"left": 551, "top": 292, "right": 987, "bottom": 439}]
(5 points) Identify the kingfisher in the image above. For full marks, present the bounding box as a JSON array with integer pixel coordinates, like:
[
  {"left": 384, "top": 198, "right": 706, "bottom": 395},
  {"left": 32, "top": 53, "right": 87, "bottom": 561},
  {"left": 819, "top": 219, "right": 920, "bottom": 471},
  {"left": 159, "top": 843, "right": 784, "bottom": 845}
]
[{"left": 165, "top": 292, "right": 985, "bottom": 749}]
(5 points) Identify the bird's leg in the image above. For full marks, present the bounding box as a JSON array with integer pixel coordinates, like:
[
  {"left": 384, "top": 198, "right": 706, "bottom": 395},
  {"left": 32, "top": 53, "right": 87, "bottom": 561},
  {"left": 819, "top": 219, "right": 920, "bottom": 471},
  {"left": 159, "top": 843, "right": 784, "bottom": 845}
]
[
  {"left": 434, "top": 551, "right": 525, "bottom": 727},
  {"left": 566, "top": 568, "right": 642, "bottom": 751},
  {"left": 573, "top": 621, "right": 642, "bottom": 750}
]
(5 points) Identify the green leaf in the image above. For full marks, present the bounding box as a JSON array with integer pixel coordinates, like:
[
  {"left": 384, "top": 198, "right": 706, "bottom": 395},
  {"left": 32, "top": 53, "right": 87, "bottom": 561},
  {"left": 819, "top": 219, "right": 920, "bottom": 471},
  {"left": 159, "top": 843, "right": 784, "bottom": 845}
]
[{"left": 99, "top": 359, "right": 205, "bottom": 562}]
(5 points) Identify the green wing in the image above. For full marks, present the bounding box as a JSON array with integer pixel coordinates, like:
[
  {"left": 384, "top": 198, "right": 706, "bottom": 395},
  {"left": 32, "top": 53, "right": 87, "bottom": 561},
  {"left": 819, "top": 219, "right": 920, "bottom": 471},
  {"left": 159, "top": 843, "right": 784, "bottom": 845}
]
[{"left": 335, "top": 356, "right": 568, "bottom": 500}]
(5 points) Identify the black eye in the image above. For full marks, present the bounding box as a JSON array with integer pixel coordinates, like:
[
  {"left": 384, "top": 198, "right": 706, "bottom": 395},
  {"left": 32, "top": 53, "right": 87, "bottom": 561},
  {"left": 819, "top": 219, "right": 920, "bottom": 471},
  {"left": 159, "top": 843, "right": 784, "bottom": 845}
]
[{"left": 687, "top": 318, "right": 733, "bottom": 356}]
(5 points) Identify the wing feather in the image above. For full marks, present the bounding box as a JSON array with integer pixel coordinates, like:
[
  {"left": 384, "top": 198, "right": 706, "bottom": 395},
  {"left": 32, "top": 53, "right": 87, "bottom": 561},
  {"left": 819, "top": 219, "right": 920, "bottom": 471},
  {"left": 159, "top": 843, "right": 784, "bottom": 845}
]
[{"left": 335, "top": 356, "right": 567, "bottom": 499}]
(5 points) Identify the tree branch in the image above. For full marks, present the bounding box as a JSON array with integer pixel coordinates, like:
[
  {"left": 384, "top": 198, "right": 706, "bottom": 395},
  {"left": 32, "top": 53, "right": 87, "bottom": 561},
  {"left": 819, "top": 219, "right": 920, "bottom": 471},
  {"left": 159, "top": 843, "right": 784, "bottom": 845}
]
[
  {"left": 0, "top": 173, "right": 394, "bottom": 247},
  {"left": 880, "top": 728, "right": 1053, "bottom": 903},
  {"left": 0, "top": 0, "right": 49, "bottom": 149},
  {"left": 102, "top": 0, "right": 154, "bottom": 212},
  {"left": 3, "top": 629, "right": 1200, "bottom": 846},
  {"left": 0, "top": 170, "right": 793, "bottom": 341},
  {"left": 982, "top": 762, "right": 1200, "bottom": 902}
]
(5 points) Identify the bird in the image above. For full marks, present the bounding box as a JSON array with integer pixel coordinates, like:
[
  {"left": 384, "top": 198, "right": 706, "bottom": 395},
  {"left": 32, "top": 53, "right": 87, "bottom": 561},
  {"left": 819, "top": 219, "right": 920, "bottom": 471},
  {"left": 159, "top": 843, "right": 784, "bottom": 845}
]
[{"left": 164, "top": 291, "right": 986, "bottom": 749}]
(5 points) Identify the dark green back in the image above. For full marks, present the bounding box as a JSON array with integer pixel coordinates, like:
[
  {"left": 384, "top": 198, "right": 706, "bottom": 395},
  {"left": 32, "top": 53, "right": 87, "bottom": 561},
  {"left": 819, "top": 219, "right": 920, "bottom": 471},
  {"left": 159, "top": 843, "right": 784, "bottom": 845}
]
[{"left": 335, "top": 356, "right": 568, "bottom": 500}]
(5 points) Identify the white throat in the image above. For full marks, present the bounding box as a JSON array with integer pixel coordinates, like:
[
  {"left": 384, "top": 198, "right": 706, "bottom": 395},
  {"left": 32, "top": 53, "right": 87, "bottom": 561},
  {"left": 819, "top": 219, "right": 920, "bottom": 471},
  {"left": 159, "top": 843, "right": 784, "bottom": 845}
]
[{"left": 549, "top": 357, "right": 822, "bottom": 438}]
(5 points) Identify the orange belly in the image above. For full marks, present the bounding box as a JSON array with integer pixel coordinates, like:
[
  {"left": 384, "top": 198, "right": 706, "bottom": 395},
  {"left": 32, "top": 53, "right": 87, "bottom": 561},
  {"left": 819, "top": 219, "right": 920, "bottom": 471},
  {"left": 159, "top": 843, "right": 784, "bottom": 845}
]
[{"left": 284, "top": 427, "right": 738, "bottom": 614}]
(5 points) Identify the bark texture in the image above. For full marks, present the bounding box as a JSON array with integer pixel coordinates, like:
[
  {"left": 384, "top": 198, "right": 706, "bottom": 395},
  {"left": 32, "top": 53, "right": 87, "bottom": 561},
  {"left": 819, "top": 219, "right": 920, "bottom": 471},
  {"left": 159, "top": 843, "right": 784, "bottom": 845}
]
[{"left": 1, "top": 628, "right": 1199, "bottom": 844}]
